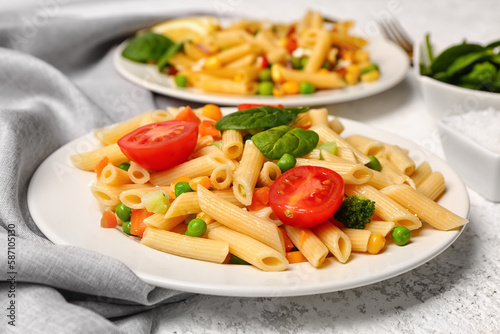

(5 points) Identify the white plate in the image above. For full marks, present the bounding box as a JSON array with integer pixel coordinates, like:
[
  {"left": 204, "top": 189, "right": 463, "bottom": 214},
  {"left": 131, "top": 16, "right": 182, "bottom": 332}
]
[
  {"left": 113, "top": 38, "right": 409, "bottom": 107},
  {"left": 27, "top": 115, "right": 469, "bottom": 297}
]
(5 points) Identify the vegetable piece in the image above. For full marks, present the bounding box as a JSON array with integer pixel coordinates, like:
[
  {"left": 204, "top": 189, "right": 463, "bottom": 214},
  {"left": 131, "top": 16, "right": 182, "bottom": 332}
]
[
  {"left": 189, "top": 176, "right": 212, "bottom": 191},
  {"left": 117, "top": 120, "right": 198, "bottom": 171},
  {"left": 391, "top": 226, "right": 411, "bottom": 246},
  {"left": 115, "top": 203, "right": 132, "bottom": 222},
  {"left": 175, "top": 181, "right": 194, "bottom": 197},
  {"left": 291, "top": 57, "right": 302, "bottom": 69},
  {"left": 367, "top": 234, "right": 386, "bottom": 254},
  {"left": 122, "top": 32, "right": 174, "bottom": 63},
  {"left": 360, "top": 63, "right": 380, "bottom": 75},
  {"left": 282, "top": 81, "right": 300, "bottom": 94},
  {"left": 201, "top": 104, "right": 223, "bottom": 121},
  {"left": 259, "top": 68, "right": 272, "bottom": 81},
  {"left": 216, "top": 106, "right": 309, "bottom": 131},
  {"left": 285, "top": 37, "right": 298, "bottom": 54},
  {"left": 237, "top": 103, "right": 284, "bottom": 110},
  {"left": 130, "top": 208, "right": 153, "bottom": 238},
  {"left": 174, "top": 75, "right": 189, "bottom": 87},
  {"left": 251, "top": 125, "right": 319, "bottom": 159},
  {"left": 122, "top": 221, "right": 132, "bottom": 235},
  {"left": 185, "top": 218, "right": 207, "bottom": 237},
  {"left": 118, "top": 162, "right": 131, "bottom": 171},
  {"left": 95, "top": 156, "right": 109, "bottom": 178},
  {"left": 430, "top": 42, "right": 484, "bottom": 74},
  {"left": 100, "top": 210, "right": 117, "bottom": 228},
  {"left": 258, "top": 81, "right": 274, "bottom": 95},
  {"left": 230, "top": 254, "right": 250, "bottom": 265},
  {"left": 317, "top": 142, "right": 337, "bottom": 158},
  {"left": 198, "top": 120, "right": 221, "bottom": 138},
  {"left": 459, "top": 61, "right": 497, "bottom": 88},
  {"left": 299, "top": 81, "right": 315, "bottom": 94},
  {"left": 175, "top": 106, "right": 201, "bottom": 124},
  {"left": 248, "top": 186, "right": 270, "bottom": 211},
  {"left": 365, "top": 155, "right": 382, "bottom": 171},
  {"left": 276, "top": 153, "right": 296, "bottom": 173},
  {"left": 141, "top": 190, "right": 169, "bottom": 214},
  {"left": 260, "top": 55, "right": 269, "bottom": 69},
  {"left": 157, "top": 42, "right": 183, "bottom": 71},
  {"left": 209, "top": 140, "right": 223, "bottom": 149},
  {"left": 269, "top": 166, "right": 344, "bottom": 228},
  {"left": 334, "top": 195, "right": 376, "bottom": 229},
  {"left": 286, "top": 251, "right": 308, "bottom": 264},
  {"left": 279, "top": 227, "right": 295, "bottom": 252}
]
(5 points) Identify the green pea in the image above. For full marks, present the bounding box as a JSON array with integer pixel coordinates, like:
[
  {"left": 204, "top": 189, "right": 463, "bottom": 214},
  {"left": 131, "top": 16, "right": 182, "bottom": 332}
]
[
  {"left": 299, "top": 81, "right": 315, "bottom": 94},
  {"left": 259, "top": 68, "right": 272, "bottom": 81},
  {"left": 276, "top": 153, "right": 296, "bottom": 173},
  {"left": 230, "top": 254, "right": 250, "bottom": 265},
  {"left": 291, "top": 57, "right": 302, "bottom": 69},
  {"left": 361, "top": 63, "right": 380, "bottom": 75},
  {"left": 392, "top": 226, "right": 411, "bottom": 246},
  {"left": 118, "top": 162, "right": 130, "bottom": 172},
  {"left": 175, "top": 182, "right": 194, "bottom": 197},
  {"left": 115, "top": 203, "right": 132, "bottom": 222},
  {"left": 300, "top": 57, "right": 309, "bottom": 69},
  {"left": 258, "top": 81, "right": 274, "bottom": 95},
  {"left": 122, "top": 221, "right": 132, "bottom": 235},
  {"left": 174, "top": 75, "right": 189, "bottom": 87},
  {"left": 185, "top": 218, "right": 207, "bottom": 237},
  {"left": 365, "top": 155, "right": 382, "bottom": 171}
]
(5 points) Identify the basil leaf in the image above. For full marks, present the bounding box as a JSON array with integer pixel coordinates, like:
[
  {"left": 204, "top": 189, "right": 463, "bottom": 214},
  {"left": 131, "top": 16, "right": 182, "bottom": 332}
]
[
  {"left": 122, "top": 32, "right": 173, "bottom": 63},
  {"left": 215, "top": 106, "right": 309, "bottom": 131},
  {"left": 430, "top": 43, "right": 484, "bottom": 74},
  {"left": 251, "top": 125, "right": 319, "bottom": 160},
  {"left": 157, "top": 42, "right": 184, "bottom": 71}
]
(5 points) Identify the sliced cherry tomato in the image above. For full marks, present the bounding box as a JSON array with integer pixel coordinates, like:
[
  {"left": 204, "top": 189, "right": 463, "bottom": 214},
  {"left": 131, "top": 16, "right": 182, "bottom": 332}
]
[
  {"left": 260, "top": 55, "right": 269, "bottom": 69},
  {"left": 237, "top": 103, "right": 285, "bottom": 111},
  {"left": 117, "top": 120, "right": 198, "bottom": 171},
  {"left": 336, "top": 67, "right": 347, "bottom": 77},
  {"left": 279, "top": 227, "right": 295, "bottom": 252},
  {"left": 285, "top": 37, "right": 298, "bottom": 54},
  {"left": 198, "top": 120, "right": 221, "bottom": 138},
  {"left": 175, "top": 106, "right": 201, "bottom": 124},
  {"left": 269, "top": 166, "right": 344, "bottom": 228}
]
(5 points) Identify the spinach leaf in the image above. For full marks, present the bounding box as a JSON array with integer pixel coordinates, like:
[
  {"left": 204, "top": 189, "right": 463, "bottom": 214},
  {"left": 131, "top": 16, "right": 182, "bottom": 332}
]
[
  {"left": 445, "top": 50, "right": 493, "bottom": 78},
  {"left": 215, "top": 106, "right": 309, "bottom": 131},
  {"left": 122, "top": 32, "right": 173, "bottom": 63},
  {"left": 459, "top": 61, "right": 497, "bottom": 87},
  {"left": 430, "top": 43, "right": 484, "bottom": 74},
  {"left": 157, "top": 42, "right": 184, "bottom": 71},
  {"left": 251, "top": 125, "right": 319, "bottom": 160},
  {"left": 486, "top": 40, "right": 500, "bottom": 49}
]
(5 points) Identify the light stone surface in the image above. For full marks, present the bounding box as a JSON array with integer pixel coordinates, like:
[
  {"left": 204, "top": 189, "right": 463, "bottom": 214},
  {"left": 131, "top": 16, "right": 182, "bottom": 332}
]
[{"left": 151, "top": 0, "right": 500, "bottom": 333}]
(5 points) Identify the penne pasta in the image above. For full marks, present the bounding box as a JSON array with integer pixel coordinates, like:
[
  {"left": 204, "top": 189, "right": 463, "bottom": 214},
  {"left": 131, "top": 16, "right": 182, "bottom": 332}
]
[
  {"left": 284, "top": 225, "right": 329, "bottom": 268},
  {"left": 233, "top": 140, "right": 265, "bottom": 206},
  {"left": 312, "top": 221, "right": 352, "bottom": 263}
]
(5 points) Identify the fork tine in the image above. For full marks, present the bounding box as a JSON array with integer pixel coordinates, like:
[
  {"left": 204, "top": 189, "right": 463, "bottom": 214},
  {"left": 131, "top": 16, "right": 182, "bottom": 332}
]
[{"left": 387, "top": 18, "right": 414, "bottom": 52}]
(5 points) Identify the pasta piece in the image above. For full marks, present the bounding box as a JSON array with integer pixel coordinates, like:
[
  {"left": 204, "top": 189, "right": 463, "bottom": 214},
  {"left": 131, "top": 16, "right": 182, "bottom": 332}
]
[
  {"left": 411, "top": 161, "right": 432, "bottom": 187},
  {"left": 93, "top": 111, "right": 152, "bottom": 145},
  {"left": 284, "top": 225, "right": 329, "bottom": 268},
  {"left": 303, "top": 148, "right": 321, "bottom": 160},
  {"left": 119, "top": 186, "right": 170, "bottom": 210},
  {"left": 257, "top": 162, "right": 281, "bottom": 187},
  {"left": 345, "top": 184, "right": 422, "bottom": 231},
  {"left": 312, "top": 221, "right": 352, "bottom": 263},
  {"left": 378, "top": 157, "right": 416, "bottom": 189},
  {"left": 222, "top": 129, "right": 244, "bottom": 160},
  {"left": 252, "top": 207, "right": 282, "bottom": 226},
  {"left": 71, "top": 144, "right": 129, "bottom": 171},
  {"left": 303, "top": 29, "right": 330, "bottom": 73},
  {"left": 328, "top": 117, "right": 345, "bottom": 134},
  {"left": 215, "top": 43, "right": 254, "bottom": 65},
  {"left": 91, "top": 183, "right": 147, "bottom": 207},
  {"left": 341, "top": 228, "right": 371, "bottom": 252},
  {"left": 139, "top": 109, "right": 173, "bottom": 126},
  {"left": 308, "top": 108, "right": 329, "bottom": 126},
  {"left": 277, "top": 65, "right": 346, "bottom": 89},
  {"left": 233, "top": 140, "right": 265, "bottom": 206},
  {"left": 207, "top": 223, "right": 288, "bottom": 272},
  {"left": 345, "top": 135, "right": 385, "bottom": 157},
  {"left": 330, "top": 32, "right": 367, "bottom": 49},
  {"left": 211, "top": 29, "right": 253, "bottom": 48},
  {"left": 384, "top": 144, "right": 416, "bottom": 176},
  {"left": 190, "top": 73, "right": 258, "bottom": 95},
  {"left": 295, "top": 158, "right": 373, "bottom": 184},
  {"left": 335, "top": 147, "right": 357, "bottom": 163},
  {"left": 141, "top": 226, "right": 228, "bottom": 264},
  {"left": 100, "top": 164, "right": 131, "bottom": 186},
  {"left": 366, "top": 170, "right": 395, "bottom": 189},
  {"left": 416, "top": 171, "right": 446, "bottom": 201},
  {"left": 381, "top": 184, "right": 468, "bottom": 230},
  {"left": 364, "top": 221, "right": 396, "bottom": 237},
  {"left": 210, "top": 164, "right": 233, "bottom": 190},
  {"left": 197, "top": 186, "right": 285, "bottom": 254},
  {"left": 149, "top": 155, "right": 221, "bottom": 186},
  {"left": 166, "top": 190, "right": 242, "bottom": 219},
  {"left": 144, "top": 214, "right": 187, "bottom": 231},
  {"left": 254, "top": 31, "right": 286, "bottom": 63},
  {"left": 127, "top": 162, "right": 150, "bottom": 184},
  {"left": 183, "top": 41, "right": 207, "bottom": 60},
  {"left": 225, "top": 53, "right": 256, "bottom": 69},
  {"left": 289, "top": 112, "right": 312, "bottom": 129}
]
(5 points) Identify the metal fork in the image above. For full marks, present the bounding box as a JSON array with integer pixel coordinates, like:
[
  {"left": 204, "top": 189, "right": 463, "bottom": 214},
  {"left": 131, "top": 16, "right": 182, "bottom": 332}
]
[{"left": 377, "top": 17, "right": 414, "bottom": 65}]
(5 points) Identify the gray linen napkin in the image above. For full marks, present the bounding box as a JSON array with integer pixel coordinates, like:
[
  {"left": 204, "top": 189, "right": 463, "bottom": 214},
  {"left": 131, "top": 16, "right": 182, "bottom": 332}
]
[{"left": 0, "top": 2, "right": 216, "bottom": 333}]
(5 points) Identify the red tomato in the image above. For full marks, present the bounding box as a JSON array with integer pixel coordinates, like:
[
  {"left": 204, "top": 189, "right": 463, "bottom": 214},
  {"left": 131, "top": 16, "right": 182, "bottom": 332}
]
[
  {"left": 237, "top": 104, "right": 285, "bottom": 111},
  {"left": 260, "top": 55, "right": 269, "bottom": 69},
  {"left": 285, "top": 37, "right": 298, "bottom": 54},
  {"left": 117, "top": 120, "right": 198, "bottom": 171},
  {"left": 269, "top": 166, "right": 344, "bottom": 228}
]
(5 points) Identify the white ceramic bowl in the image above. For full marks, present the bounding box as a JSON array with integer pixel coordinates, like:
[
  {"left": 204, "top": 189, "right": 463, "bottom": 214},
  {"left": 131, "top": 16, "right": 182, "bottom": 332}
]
[
  {"left": 437, "top": 118, "right": 500, "bottom": 202},
  {"left": 414, "top": 40, "right": 500, "bottom": 122}
]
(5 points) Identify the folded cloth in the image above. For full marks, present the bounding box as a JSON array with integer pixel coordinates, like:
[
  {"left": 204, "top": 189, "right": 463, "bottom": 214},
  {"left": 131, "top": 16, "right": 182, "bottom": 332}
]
[{"left": 0, "top": 1, "right": 215, "bottom": 333}]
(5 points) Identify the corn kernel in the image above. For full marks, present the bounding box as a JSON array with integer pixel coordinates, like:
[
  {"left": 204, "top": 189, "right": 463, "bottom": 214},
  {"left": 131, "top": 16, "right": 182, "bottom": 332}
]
[
  {"left": 271, "top": 64, "right": 284, "bottom": 83},
  {"left": 354, "top": 50, "right": 370, "bottom": 63},
  {"left": 189, "top": 176, "right": 212, "bottom": 191},
  {"left": 346, "top": 64, "right": 361, "bottom": 77},
  {"left": 201, "top": 104, "right": 223, "bottom": 121},
  {"left": 204, "top": 56, "right": 221, "bottom": 69},
  {"left": 279, "top": 37, "right": 288, "bottom": 48},
  {"left": 318, "top": 68, "right": 330, "bottom": 74},
  {"left": 196, "top": 212, "right": 215, "bottom": 224},
  {"left": 345, "top": 72, "right": 359, "bottom": 85},
  {"left": 281, "top": 80, "right": 300, "bottom": 94},
  {"left": 361, "top": 70, "right": 380, "bottom": 82},
  {"left": 272, "top": 86, "right": 284, "bottom": 97},
  {"left": 367, "top": 233, "right": 386, "bottom": 254}
]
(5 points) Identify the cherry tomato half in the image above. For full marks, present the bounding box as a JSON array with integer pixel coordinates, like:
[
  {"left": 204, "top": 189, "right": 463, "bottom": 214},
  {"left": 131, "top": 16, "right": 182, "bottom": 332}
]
[
  {"left": 117, "top": 120, "right": 198, "bottom": 171},
  {"left": 269, "top": 166, "right": 344, "bottom": 228}
]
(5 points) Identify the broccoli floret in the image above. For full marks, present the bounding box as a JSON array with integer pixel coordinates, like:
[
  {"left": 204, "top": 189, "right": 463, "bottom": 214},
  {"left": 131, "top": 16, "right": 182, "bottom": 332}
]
[{"left": 334, "top": 195, "right": 375, "bottom": 229}]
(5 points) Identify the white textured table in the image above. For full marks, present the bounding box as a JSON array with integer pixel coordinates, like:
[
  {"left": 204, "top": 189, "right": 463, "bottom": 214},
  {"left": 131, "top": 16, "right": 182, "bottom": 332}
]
[{"left": 150, "top": 1, "right": 500, "bottom": 333}]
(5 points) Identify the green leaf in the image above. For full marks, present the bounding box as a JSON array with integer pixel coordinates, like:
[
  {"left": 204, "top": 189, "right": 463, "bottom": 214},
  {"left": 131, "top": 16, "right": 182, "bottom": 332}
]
[
  {"left": 251, "top": 125, "right": 319, "bottom": 160},
  {"left": 122, "top": 32, "right": 173, "bottom": 63},
  {"left": 430, "top": 43, "right": 484, "bottom": 74},
  {"left": 445, "top": 50, "right": 493, "bottom": 78},
  {"left": 215, "top": 106, "right": 309, "bottom": 131},
  {"left": 157, "top": 42, "right": 184, "bottom": 71},
  {"left": 459, "top": 61, "right": 497, "bottom": 86},
  {"left": 486, "top": 40, "right": 500, "bottom": 50}
]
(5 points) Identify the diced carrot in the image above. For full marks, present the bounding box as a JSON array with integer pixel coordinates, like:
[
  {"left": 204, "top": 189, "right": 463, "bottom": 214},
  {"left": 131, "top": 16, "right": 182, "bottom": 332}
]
[
  {"left": 95, "top": 156, "right": 109, "bottom": 178},
  {"left": 285, "top": 37, "right": 298, "bottom": 54},
  {"left": 198, "top": 120, "right": 221, "bottom": 138},
  {"left": 100, "top": 210, "right": 117, "bottom": 228},
  {"left": 130, "top": 208, "right": 153, "bottom": 238},
  {"left": 286, "top": 251, "right": 308, "bottom": 264},
  {"left": 279, "top": 227, "right": 295, "bottom": 252},
  {"left": 223, "top": 253, "right": 232, "bottom": 264},
  {"left": 175, "top": 106, "right": 201, "bottom": 124},
  {"left": 201, "top": 104, "right": 223, "bottom": 121},
  {"left": 170, "top": 223, "right": 188, "bottom": 234},
  {"left": 254, "top": 187, "right": 269, "bottom": 205},
  {"left": 247, "top": 198, "right": 267, "bottom": 212},
  {"left": 299, "top": 229, "right": 308, "bottom": 246}
]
